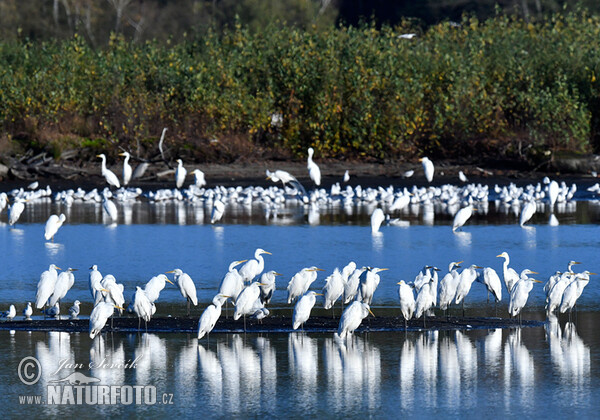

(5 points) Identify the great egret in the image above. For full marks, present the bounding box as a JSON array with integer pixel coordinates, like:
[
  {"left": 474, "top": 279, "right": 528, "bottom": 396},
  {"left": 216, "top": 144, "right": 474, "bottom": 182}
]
[
  {"left": 307, "top": 147, "right": 321, "bottom": 186},
  {"left": 69, "top": 300, "right": 80, "bottom": 319},
  {"left": 519, "top": 199, "right": 536, "bottom": 227},
  {"left": 452, "top": 205, "right": 475, "bottom": 232},
  {"left": 560, "top": 271, "right": 596, "bottom": 316},
  {"left": 197, "top": 294, "right": 229, "bottom": 339},
  {"left": 344, "top": 266, "right": 366, "bottom": 304},
  {"left": 238, "top": 248, "right": 272, "bottom": 283},
  {"left": 23, "top": 302, "right": 33, "bottom": 320},
  {"left": 89, "top": 265, "right": 103, "bottom": 302},
  {"left": 44, "top": 214, "right": 66, "bottom": 242},
  {"left": 119, "top": 152, "right": 132, "bottom": 186},
  {"left": 166, "top": 269, "right": 198, "bottom": 316},
  {"left": 419, "top": 157, "right": 434, "bottom": 182},
  {"left": 546, "top": 271, "right": 575, "bottom": 315},
  {"left": 454, "top": 264, "right": 482, "bottom": 315},
  {"left": 438, "top": 261, "right": 462, "bottom": 312},
  {"left": 322, "top": 268, "right": 345, "bottom": 311},
  {"left": 101, "top": 275, "right": 125, "bottom": 315},
  {"left": 192, "top": 169, "right": 206, "bottom": 187},
  {"left": 259, "top": 270, "right": 281, "bottom": 305},
  {"left": 266, "top": 169, "right": 307, "bottom": 196},
  {"left": 371, "top": 207, "right": 385, "bottom": 234},
  {"left": 218, "top": 260, "right": 248, "bottom": 312},
  {"left": 336, "top": 301, "right": 374, "bottom": 339},
  {"left": 287, "top": 267, "right": 325, "bottom": 304},
  {"left": 397, "top": 280, "right": 415, "bottom": 328},
  {"left": 359, "top": 267, "right": 388, "bottom": 305},
  {"left": 414, "top": 279, "right": 435, "bottom": 324},
  {"left": 144, "top": 274, "right": 174, "bottom": 303},
  {"left": 343, "top": 170, "right": 350, "bottom": 183},
  {"left": 234, "top": 282, "right": 264, "bottom": 330},
  {"left": 458, "top": 171, "right": 468, "bottom": 182},
  {"left": 175, "top": 159, "right": 187, "bottom": 189},
  {"left": 96, "top": 154, "right": 121, "bottom": 188},
  {"left": 509, "top": 270, "right": 541, "bottom": 321},
  {"left": 132, "top": 286, "right": 153, "bottom": 330},
  {"left": 548, "top": 180, "right": 559, "bottom": 211},
  {"left": 8, "top": 199, "right": 26, "bottom": 226},
  {"left": 480, "top": 267, "right": 502, "bottom": 303},
  {"left": 496, "top": 252, "right": 520, "bottom": 294},
  {"left": 102, "top": 190, "right": 118, "bottom": 223},
  {"left": 210, "top": 200, "right": 225, "bottom": 224},
  {"left": 36, "top": 264, "right": 61, "bottom": 310},
  {"left": 49, "top": 267, "right": 77, "bottom": 306},
  {"left": 293, "top": 291, "right": 322, "bottom": 330},
  {"left": 89, "top": 302, "right": 119, "bottom": 339},
  {"left": 1, "top": 305, "right": 16, "bottom": 320}
]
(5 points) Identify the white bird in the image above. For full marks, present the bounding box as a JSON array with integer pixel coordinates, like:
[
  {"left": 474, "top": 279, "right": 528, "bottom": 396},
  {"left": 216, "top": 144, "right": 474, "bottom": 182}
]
[
  {"left": 371, "top": 207, "right": 385, "bottom": 234},
  {"left": 197, "top": 294, "right": 228, "bottom": 339},
  {"left": 192, "top": 169, "right": 206, "bottom": 187},
  {"left": 519, "top": 199, "right": 536, "bottom": 227},
  {"left": 266, "top": 169, "right": 307, "bottom": 195},
  {"left": 234, "top": 282, "right": 263, "bottom": 329},
  {"left": 23, "top": 302, "right": 33, "bottom": 320},
  {"left": 344, "top": 266, "right": 366, "bottom": 304},
  {"left": 560, "top": 271, "right": 596, "bottom": 315},
  {"left": 454, "top": 264, "right": 482, "bottom": 307},
  {"left": 452, "top": 204, "right": 475, "bottom": 232},
  {"left": 89, "top": 301, "right": 117, "bottom": 339},
  {"left": 8, "top": 199, "right": 25, "bottom": 226},
  {"left": 336, "top": 301, "right": 374, "bottom": 339},
  {"left": 293, "top": 291, "right": 322, "bottom": 330},
  {"left": 343, "top": 170, "right": 350, "bottom": 183},
  {"left": 547, "top": 180, "right": 559, "bottom": 211},
  {"left": 458, "top": 171, "right": 468, "bottom": 182},
  {"left": 102, "top": 191, "right": 118, "bottom": 223},
  {"left": 509, "top": 270, "right": 541, "bottom": 319},
  {"left": 238, "top": 248, "right": 272, "bottom": 283},
  {"left": 44, "top": 213, "right": 66, "bottom": 242},
  {"left": 144, "top": 274, "right": 174, "bottom": 303},
  {"left": 36, "top": 264, "right": 61, "bottom": 310},
  {"left": 438, "top": 261, "right": 462, "bottom": 311},
  {"left": 496, "top": 252, "right": 520, "bottom": 294},
  {"left": 546, "top": 271, "right": 576, "bottom": 315},
  {"left": 101, "top": 275, "right": 125, "bottom": 314},
  {"left": 322, "top": 268, "right": 345, "bottom": 310},
  {"left": 69, "top": 300, "right": 80, "bottom": 319},
  {"left": 1, "top": 305, "right": 16, "bottom": 320},
  {"left": 210, "top": 200, "right": 225, "bottom": 224},
  {"left": 359, "top": 267, "right": 388, "bottom": 305},
  {"left": 420, "top": 157, "right": 434, "bottom": 182},
  {"left": 132, "top": 286, "right": 153, "bottom": 329},
  {"left": 89, "top": 265, "right": 103, "bottom": 302},
  {"left": 307, "top": 147, "right": 321, "bottom": 186},
  {"left": 480, "top": 267, "right": 502, "bottom": 303},
  {"left": 97, "top": 154, "right": 121, "bottom": 188},
  {"left": 414, "top": 280, "right": 435, "bottom": 321},
  {"left": 218, "top": 259, "right": 248, "bottom": 304},
  {"left": 175, "top": 159, "right": 187, "bottom": 189},
  {"left": 397, "top": 280, "right": 415, "bottom": 327},
  {"left": 166, "top": 268, "right": 198, "bottom": 315},
  {"left": 403, "top": 170, "right": 414, "bottom": 178},
  {"left": 287, "top": 267, "right": 324, "bottom": 304},
  {"left": 49, "top": 267, "right": 77, "bottom": 306},
  {"left": 119, "top": 152, "right": 133, "bottom": 186},
  {"left": 399, "top": 33, "right": 417, "bottom": 39},
  {"left": 259, "top": 270, "right": 281, "bottom": 305}
]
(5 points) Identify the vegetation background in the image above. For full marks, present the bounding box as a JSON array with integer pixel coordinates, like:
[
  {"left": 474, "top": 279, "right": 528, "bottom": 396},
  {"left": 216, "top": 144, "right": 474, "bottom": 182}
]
[{"left": 1, "top": 0, "right": 600, "bottom": 170}]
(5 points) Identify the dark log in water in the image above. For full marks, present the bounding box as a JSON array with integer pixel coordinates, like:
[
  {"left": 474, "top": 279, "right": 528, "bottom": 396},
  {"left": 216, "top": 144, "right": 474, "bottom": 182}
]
[{"left": 0, "top": 315, "right": 543, "bottom": 334}]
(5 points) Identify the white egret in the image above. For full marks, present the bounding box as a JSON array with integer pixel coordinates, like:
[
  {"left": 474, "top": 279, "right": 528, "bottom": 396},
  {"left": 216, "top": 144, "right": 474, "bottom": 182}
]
[
  {"left": 96, "top": 154, "right": 121, "bottom": 188},
  {"left": 44, "top": 213, "right": 66, "bottom": 242},
  {"left": 101, "top": 275, "right": 126, "bottom": 316},
  {"left": 35, "top": 264, "right": 61, "bottom": 310},
  {"left": 218, "top": 259, "right": 248, "bottom": 313},
  {"left": 1, "top": 305, "right": 16, "bottom": 320},
  {"left": 496, "top": 252, "right": 520, "bottom": 294},
  {"left": 234, "top": 282, "right": 264, "bottom": 330},
  {"left": 238, "top": 248, "right": 272, "bottom": 283},
  {"left": 509, "top": 270, "right": 541, "bottom": 321},
  {"left": 336, "top": 301, "right": 374, "bottom": 339},
  {"left": 175, "top": 159, "right": 187, "bottom": 189},
  {"left": 359, "top": 267, "right": 388, "bottom": 305},
  {"left": 546, "top": 271, "right": 575, "bottom": 315},
  {"left": 438, "top": 261, "right": 462, "bottom": 312},
  {"left": 166, "top": 269, "right": 198, "bottom": 315},
  {"left": 454, "top": 264, "right": 482, "bottom": 315},
  {"left": 414, "top": 279, "right": 435, "bottom": 325},
  {"left": 89, "top": 264, "right": 103, "bottom": 302},
  {"left": 544, "top": 270, "right": 563, "bottom": 299},
  {"left": 69, "top": 300, "right": 81, "bottom": 319},
  {"left": 197, "top": 294, "right": 229, "bottom": 339},
  {"left": 343, "top": 170, "right": 350, "bottom": 183},
  {"left": 480, "top": 267, "right": 502, "bottom": 303},
  {"left": 259, "top": 270, "right": 281, "bottom": 305},
  {"left": 192, "top": 169, "right": 206, "bottom": 187},
  {"left": 458, "top": 171, "right": 468, "bottom": 182},
  {"left": 548, "top": 180, "right": 559, "bottom": 210},
  {"left": 210, "top": 200, "right": 225, "bottom": 224},
  {"left": 293, "top": 291, "right": 322, "bottom": 330},
  {"left": 102, "top": 191, "right": 118, "bottom": 223},
  {"left": 8, "top": 199, "right": 25, "bottom": 226},
  {"left": 452, "top": 204, "right": 475, "bottom": 232},
  {"left": 49, "top": 267, "right": 77, "bottom": 306},
  {"left": 560, "top": 271, "right": 596, "bottom": 316},
  {"left": 89, "top": 302, "right": 118, "bottom": 339},
  {"left": 266, "top": 169, "right": 307, "bottom": 195},
  {"left": 519, "top": 199, "right": 536, "bottom": 227},
  {"left": 344, "top": 266, "right": 366, "bottom": 304},
  {"left": 322, "top": 268, "right": 345, "bottom": 311},
  {"left": 132, "top": 286, "right": 153, "bottom": 330},
  {"left": 419, "top": 157, "right": 434, "bottom": 182},
  {"left": 371, "top": 207, "right": 385, "bottom": 234},
  {"left": 307, "top": 147, "right": 321, "bottom": 186},
  {"left": 119, "top": 152, "right": 133, "bottom": 186},
  {"left": 23, "top": 302, "right": 33, "bottom": 320},
  {"left": 397, "top": 280, "right": 415, "bottom": 328},
  {"left": 287, "top": 266, "right": 325, "bottom": 304},
  {"left": 144, "top": 274, "right": 174, "bottom": 303}
]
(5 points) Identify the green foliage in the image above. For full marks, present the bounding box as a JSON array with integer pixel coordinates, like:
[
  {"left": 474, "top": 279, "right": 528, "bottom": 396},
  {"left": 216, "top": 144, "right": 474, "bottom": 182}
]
[{"left": 0, "top": 12, "right": 599, "bottom": 162}]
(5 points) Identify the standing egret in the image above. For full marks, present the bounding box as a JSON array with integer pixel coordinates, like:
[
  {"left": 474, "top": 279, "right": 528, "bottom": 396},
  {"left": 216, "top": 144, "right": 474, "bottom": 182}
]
[
  {"left": 560, "top": 271, "right": 596, "bottom": 316},
  {"left": 509, "top": 271, "right": 541, "bottom": 322},
  {"left": 144, "top": 274, "right": 174, "bottom": 303},
  {"left": 35, "top": 264, "right": 61, "bottom": 310},
  {"left": 307, "top": 147, "right": 321, "bottom": 186},
  {"left": 234, "top": 282, "right": 264, "bottom": 330},
  {"left": 238, "top": 248, "right": 272, "bottom": 283},
  {"left": 371, "top": 207, "right": 385, "bottom": 234},
  {"left": 119, "top": 152, "right": 132, "bottom": 186},
  {"left": 49, "top": 267, "right": 77, "bottom": 307},
  {"left": 343, "top": 170, "right": 350, "bottom": 183},
  {"left": 480, "top": 267, "right": 502, "bottom": 303},
  {"left": 458, "top": 171, "right": 468, "bottom": 182},
  {"left": 44, "top": 213, "right": 66, "bottom": 242},
  {"left": 1, "top": 305, "right": 16, "bottom": 320},
  {"left": 322, "top": 268, "right": 345, "bottom": 311},
  {"left": 197, "top": 294, "right": 229, "bottom": 339},
  {"left": 336, "top": 301, "right": 374, "bottom": 339},
  {"left": 359, "top": 267, "right": 388, "bottom": 305},
  {"left": 210, "top": 200, "right": 225, "bottom": 224},
  {"left": 344, "top": 266, "right": 366, "bottom": 304},
  {"left": 101, "top": 275, "right": 126, "bottom": 316},
  {"left": 102, "top": 191, "right": 118, "bottom": 223},
  {"left": 175, "top": 159, "right": 187, "bottom": 189},
  {"left": 259, "top": 270, "right": 281, "bottom": 305},
  {"left": 23, "top": 302, "right": 33, "bottom": 320},
  {"left": 397, "top": 280, "right": 415, "bottom": 328},
  {"left": 218, "top": 259, "right": 248, "bottom": 317},
  {"left": 96, "top": 154, "right": 121, "bottom": 188},
  {"left": 287, "top": 267, "right": 325, "bottom": 304},
  {"left": 438, "top": 261, "right": 462, "bottom": 313},
  {"left": 89, "top": 302, "right": 118, "bottom": 339},
  {"left": 454, "top": 264, "right": 482, "bottom": 316},
  {"left": 89, "top": 265, "right": 103, "bottom": 302},
  {"left": 452, "top": 205, "right": 475, "bottom": 232},
  {"left": 192, "top": 169, "right": 206, "bottom": 187},
  {"left": 546, "top": 271, "right": 575, "bottom": 315},
  {"left": 266, "top": 169, "right": 307, "bottom": 196},
  {"left": 132, "top": 286, "right": 153, "bottom": 331},
  {"left": 414, "top": 278, "right": 435, "bottom": 326},
  {"left": 419, "top": 157, "right": 434, "bottom": 182},
  {"left": 69, "top": 300, "right": 81, "bottom": 319},
  {"left": 166, "top": 269, "right": 198, "bottom": 316},
  {"left": 519, "top": 199, "right": 536, "bottom": 227},
  {"left": 497, "top": 252, "right": 520, "bottom": 294},
  {"left": 8, "top": 199, "right": 26, "bottom": 226},
  {"left": 548, "top": 180, "right": 559, "bottom": 211},
  {"left": 293, "top": 291, "right": 322, "bottom": 330}
]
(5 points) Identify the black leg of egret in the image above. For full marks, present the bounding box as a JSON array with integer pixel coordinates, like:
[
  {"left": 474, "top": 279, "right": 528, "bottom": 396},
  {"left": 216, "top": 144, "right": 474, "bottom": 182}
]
[
  {"left": 462, "top": 300, "right": 465, "bottom": 318},
  {"left": 138, "top": 317, "right": 141, "bottom": 332},
  {"left": 243, "top": 314, "right": 246, "bottom": 333}
]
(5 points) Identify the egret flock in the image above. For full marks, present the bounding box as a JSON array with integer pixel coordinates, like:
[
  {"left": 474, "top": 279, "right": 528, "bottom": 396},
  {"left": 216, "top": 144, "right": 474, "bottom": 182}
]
[{"left": 0, "top": 152, "right": 599, "bottom": 343}]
